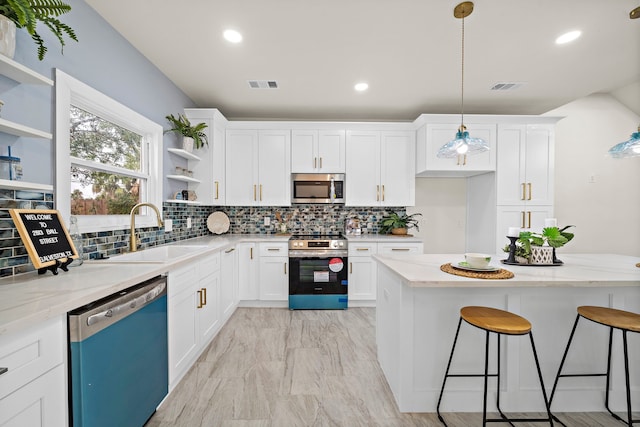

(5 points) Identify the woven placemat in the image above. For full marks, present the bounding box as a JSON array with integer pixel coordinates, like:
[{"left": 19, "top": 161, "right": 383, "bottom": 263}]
[{"left": 440, "top": 263, "right": 514, "bottom": 279}]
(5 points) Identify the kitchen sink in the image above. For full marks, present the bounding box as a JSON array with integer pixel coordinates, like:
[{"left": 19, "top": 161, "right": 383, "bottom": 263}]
[{"left": 94, "top": 245, "right": 208, "bottom": 263}]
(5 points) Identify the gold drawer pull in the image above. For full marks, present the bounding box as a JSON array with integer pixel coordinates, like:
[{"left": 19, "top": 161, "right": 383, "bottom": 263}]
[{"left": 391, "top": 248, "right": 410, "bottom": 251}]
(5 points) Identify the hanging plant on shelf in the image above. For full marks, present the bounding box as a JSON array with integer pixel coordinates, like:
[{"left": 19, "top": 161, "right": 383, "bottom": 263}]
[
  {"left": 0, "top": 0, "right": 78, "bottom": 60},
  {"left": 164, "top": 114, "right": 208, "bottom": 152}
]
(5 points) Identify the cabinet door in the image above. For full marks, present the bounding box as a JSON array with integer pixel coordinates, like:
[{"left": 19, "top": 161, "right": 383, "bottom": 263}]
[
  {"left": 524, "top": 125, "right": 553, "bottom": 205},
  {"left": 380, "top": 131, "right": 415, "bottom": 206},
  {"left": 496, "top": 125, "right": 526, "bottom": 206},
  {"left": 168, "top": 267, "right": 199, "bottom": 386},
  {"left": 198, "top": 270, "right": 221, "bottom": 345},
  {"left": 0, "top": 365, "right": 66, "bottom": 427},
  {"left": 259, "top": 256, "right": 288, "bottom": 300},
  {"left": 237, "top": 242, "right": 258, "bottom": 300},
  {"left": 424, "top": 123, "right": 496, "bottom": 172},
  {"left": 348, "top": 256, "right": 377, "bottom": 300},
  {"left": 226, "top": 130, "right": 258, "bottom": 205},
  {"left": 345, "top": 131, "right": 381, "bottom": 206},
  {"left": 317, "top": 130, "right": 345, "bottom": 172},
  {"left": 258, "top": 130, "right": 291, "bottom": 206},
  {"left": 291, "top": 130, "right": 317, "bottom": 173},
  {"left": 220, "top": 247, "right": 237, "bottom": 320},
  {"left": 496, "top": 205, "right": 554, "bottom": 253}
]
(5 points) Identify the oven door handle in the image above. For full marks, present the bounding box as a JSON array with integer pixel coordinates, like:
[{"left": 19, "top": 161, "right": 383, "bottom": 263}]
[{"left": 288, "top": 250, "right": 348, "bottom": 258}]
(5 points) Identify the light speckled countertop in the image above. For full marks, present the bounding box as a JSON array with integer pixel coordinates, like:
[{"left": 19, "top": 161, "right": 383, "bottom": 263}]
[
  {"left": 0, "top": 234, "right": 290, "bottom": 336},
  {"left": 374, "top": 253, "right": 640, "bottom": 288}
]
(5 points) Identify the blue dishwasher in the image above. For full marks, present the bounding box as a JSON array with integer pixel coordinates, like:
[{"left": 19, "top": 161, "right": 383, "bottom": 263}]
[{"left": 68, "top": 275, "right": 168, "bottom": 427}]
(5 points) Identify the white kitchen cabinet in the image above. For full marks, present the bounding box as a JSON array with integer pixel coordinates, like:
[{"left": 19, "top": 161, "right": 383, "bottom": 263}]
[
  {"left": 168, "top": 251, "right": 222, "bottom": 389},
  {"left": 291, "top": 129, "right": 346, "bottom": 173},
  {"left": 258, "top": 242, "right": 289, "bottom": 301},
  {"left": 184, "top": 109, "right": 227, "bottom": 205},
  {"left": 226, "top": 129, "right": 291, "bottom": 206},
  {"left": 348, "top": 242, "right": 378, "bottom": 301},
  {"left": 220, "top": 246, "right": 238, "bottom": 320},
  {"left": 416, "top": 122, "right": 496, "bottom": 177},
  {"left": 377, "top": 242, "right": 424, "bottom": 255},
  {"left": 0, "top": 316, "right": 66, "bottom": 427},
  {"left": 346, "top": 130, "right": 415, "bottom": 206},
  {"left": 496, "top": 124, "right": 554, "bottom": 206},
  {"left": 237, "top": 242, "right": 259, "bottom": 300}
]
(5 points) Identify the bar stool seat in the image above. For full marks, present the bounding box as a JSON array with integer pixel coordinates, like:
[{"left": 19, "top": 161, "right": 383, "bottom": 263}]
[
  {"left": 550, "top": 306, "right": 640, "bottom": 426},
  {"left": 437, "top": 306, "right": 553, "bottom": 426}
]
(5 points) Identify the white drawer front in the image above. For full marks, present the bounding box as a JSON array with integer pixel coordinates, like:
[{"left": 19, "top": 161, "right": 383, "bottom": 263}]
[
  {"left": 348, "top": 243, "right": 378, "bottom": 257},
  {"left": 0, "top": 316, "right": 64, "bottom": 400},
  {"left": 377, "top": 243, "right": 423, "bottom": 254},
  {"left": 259, "top": 243, "right": 288, "bottom": 257},
  {"left": 199, "top": 251, "right": 221, "bottom": 278}
]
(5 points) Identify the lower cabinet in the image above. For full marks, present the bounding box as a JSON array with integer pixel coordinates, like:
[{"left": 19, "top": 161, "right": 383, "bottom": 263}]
[
  {"left": 220, "top": 246, "right": 238, "bottom": 320},
  {"left": 237, "top": 242, "right": 258, "bottom": 300},
  {"left": 0, "top": 316, "right": 66, "bottom": 427},
  {"left": 348, "top": 241, "right": 424, "bottom": 302},
  {"left": 168, "top": 251, "right": 225, "bottom": 389},
  {"left": 258, "top": 242, "right": 289, "bottom": 301}
]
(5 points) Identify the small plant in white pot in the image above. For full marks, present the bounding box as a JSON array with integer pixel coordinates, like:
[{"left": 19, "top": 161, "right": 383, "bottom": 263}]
[
  {"left": 514, "top": 225, "right": 575, "bottom": 264},
  {"left": 165, "top": 114, "right": 208, "bottom": 153},
  {"left": 378, "top": 212, "right": 422, "bottom": 235}
]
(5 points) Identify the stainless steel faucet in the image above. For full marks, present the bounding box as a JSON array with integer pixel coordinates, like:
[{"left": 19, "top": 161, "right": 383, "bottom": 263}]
[{"left": 129, "top": 203, "right": 164, "bottom": 252}]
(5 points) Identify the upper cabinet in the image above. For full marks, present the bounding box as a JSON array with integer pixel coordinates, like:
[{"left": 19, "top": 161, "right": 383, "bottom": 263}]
[
  {"left": 416, "top": 122, "right": 496, "bottom": 177},
  {"left": 226, "top": 129, "right": 291, "bottom": 206},
  {"left": 346, "top": 130, "right": 415, "bottom": 206},
  {"left": 291, "top": 129, "right": 346, "bottom": 173},
  {"left": 496, "top": 124, "right": 554, "bottom": 206},
  {"left": 183, "top": 109, "right": 227, "bottom": 205}
]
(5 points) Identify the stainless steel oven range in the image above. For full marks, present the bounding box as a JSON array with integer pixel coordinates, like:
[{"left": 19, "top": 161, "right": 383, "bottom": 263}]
[{"left": 288, "top": 234, "right": 348, "bottom": 309}]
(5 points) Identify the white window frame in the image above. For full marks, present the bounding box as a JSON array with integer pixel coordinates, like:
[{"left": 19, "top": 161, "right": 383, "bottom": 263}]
[{"left": 55, "top": 69, "right": 163, "bottom": 232}]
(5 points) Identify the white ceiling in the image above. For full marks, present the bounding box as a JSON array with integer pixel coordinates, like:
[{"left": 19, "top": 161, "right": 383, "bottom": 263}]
[{"left": 85, "top": 0, "right": 640, "bottom": 121}]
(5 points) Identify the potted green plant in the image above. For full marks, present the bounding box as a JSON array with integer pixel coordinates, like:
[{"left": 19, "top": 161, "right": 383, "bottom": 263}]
[
  {"left": 379, "top": 212, "right": 422, "bottom": 235},
  {"left": 164, "top": 114, "right": 208, "bottom": 152},
  {"left": 0, "top": 0, "right": 78, "bottom": 60},
  {"left": 506, "top": 225, "right": 575, "bottom": 264}
]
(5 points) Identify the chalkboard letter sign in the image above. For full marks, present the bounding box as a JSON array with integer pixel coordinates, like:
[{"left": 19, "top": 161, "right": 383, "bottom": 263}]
[{"left": 10, "top": 209, "right": 78, "bottom": 274}]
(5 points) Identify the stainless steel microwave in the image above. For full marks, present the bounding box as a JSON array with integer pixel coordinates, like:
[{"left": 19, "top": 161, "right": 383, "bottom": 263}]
[{"left": 291, "top": 173, "right": 345, "bottom": 204}]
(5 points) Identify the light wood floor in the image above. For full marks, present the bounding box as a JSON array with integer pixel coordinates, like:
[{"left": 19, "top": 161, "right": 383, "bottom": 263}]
[{"left": 146, "top": 307, "right": 634, "bottom": 426}]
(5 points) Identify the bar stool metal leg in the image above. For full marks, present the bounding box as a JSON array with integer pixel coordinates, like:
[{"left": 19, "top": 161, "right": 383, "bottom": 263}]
[{"left": 437, "top": 317, "right": 464, "bottom": 426}]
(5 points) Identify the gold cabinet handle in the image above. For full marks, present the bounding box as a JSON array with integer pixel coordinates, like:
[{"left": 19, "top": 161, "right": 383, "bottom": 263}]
[
  {"left": 260, "top": 184, "right": 263, "bottom": 201},
  {"left": 267, "top": 248, "right": 280, "bottom": 252},
  {"left": 456, "top": 155, "right": 460, "bottom": 166},
  {"left": 463, "top": 154, "right": 467, "bottom": 166},
  {"left": 284, "top": 263, "right": 287, "bottom": 274},
  {"left": 319, "top": 157, "right": 323, "bottom": 169},
  {"left": 521, "top": 211, "right": 525, "bottom": 228},
  {"left": 528, "top": 211, "right": 532, "bottom": 228},
  {"left": 391, "top": 248, "right": 410, "bottom": 251},
  {"left": 202, "top": 287, "right": 207, "bottom": 306},
  {"left": 314, "top": 157, "right": 317, "bottom": 169},
  {"left": 356, "top": 248, "right": 369, "bottom": 251},
  {"left": 197, "top": 290, "right": 203, "bottom": 309},
  {"left": 225, "top": 247, "right": 235, "bottom": 253},
  {"left": 215, "top": 181, "right": 219, "bottom": 200},
  {"left": 382, "top": 184, "right": 385, "bottom": 201},
  {"left": 527, "top": 183, "right": 532, "bottom": 201},
  {"left": 521, "top": 183, "right": 526, "bottom": 201},
  {"left": 349, "top": 262, "right": 353, "bottom": 274},
  {"left": 376, "top": 185, "right": 380, "bottom": 201},
  {"left": 253, "top": 184, "right": 256, "bottom": 201},
  {"left": 250, "top": 247, "right": 253, "bottom": 260}
]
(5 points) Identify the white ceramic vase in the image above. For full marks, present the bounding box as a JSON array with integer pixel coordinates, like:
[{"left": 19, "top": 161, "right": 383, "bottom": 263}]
[
  {"left": 0, "top": 15, "right": 16, "bottom": 59},
  {"left": 530, "top": 246, "right": 554, "bottom": 264},
  {"left": 182, "top": 136, "right": 194, "bottom": 153}
]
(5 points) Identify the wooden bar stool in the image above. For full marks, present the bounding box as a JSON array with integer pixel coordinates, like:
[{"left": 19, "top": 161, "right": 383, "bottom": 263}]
[
  {"left": 550, "top": 306, "right": 640, "bottom": 426},
  {"left": 437, "top": 306, "right": 554, "bottom": 426}
]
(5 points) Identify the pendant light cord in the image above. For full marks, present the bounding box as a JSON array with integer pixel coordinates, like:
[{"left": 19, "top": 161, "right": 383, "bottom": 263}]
[{"left": 460, "top": 12, "right": 465, "bottom": 130}]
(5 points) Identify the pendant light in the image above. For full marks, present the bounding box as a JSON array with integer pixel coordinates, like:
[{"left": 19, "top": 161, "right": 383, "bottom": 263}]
[
  {"left": 437, "top": 2, "right": 490, "bottom": 159},
  {"left": 607, "top": 125, "right": 640, "bottom": 158}
]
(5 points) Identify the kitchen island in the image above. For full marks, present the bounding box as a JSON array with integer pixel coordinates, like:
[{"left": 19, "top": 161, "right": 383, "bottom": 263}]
[{"left": 373, "top": 253, "right": 640, "bottom": 413}]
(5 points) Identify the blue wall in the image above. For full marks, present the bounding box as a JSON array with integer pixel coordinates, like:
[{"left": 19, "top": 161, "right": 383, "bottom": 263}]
[{"left": 0, "top": 0, "right": 194, "bottom": 187}]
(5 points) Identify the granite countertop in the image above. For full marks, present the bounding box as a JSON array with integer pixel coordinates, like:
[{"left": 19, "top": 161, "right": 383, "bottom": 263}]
[
  {"left": 373, "top": 253, "right": 640, "bottom": 288},
  {"left": 0, "top": 234, "right": 291, "bottom": 336}
]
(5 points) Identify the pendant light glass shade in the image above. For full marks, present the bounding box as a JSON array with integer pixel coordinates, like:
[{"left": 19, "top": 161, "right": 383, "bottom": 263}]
[
  {"left": 437, "top": 2, "right": 490, "bottom": 160},
  {"left": 607, "top": 126, "right": 640, "bottom": 159}
]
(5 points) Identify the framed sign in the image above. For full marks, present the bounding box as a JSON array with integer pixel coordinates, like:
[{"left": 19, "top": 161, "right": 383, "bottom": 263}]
[{"left": 10, "top": 209, "right": 78, "bottom": 271}]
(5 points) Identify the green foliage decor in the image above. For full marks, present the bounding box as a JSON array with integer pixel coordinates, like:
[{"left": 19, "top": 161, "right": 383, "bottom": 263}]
[
  {"left": 378, "top": 212, "right": 422, "bottom": 234},
  {"left": 165, "top": 114, "right": 209, "bottom": 149},
  {"left": 0, "top": 0, "right": 78, "bottom": 60},
  {"left": 504, "top": 225, "right": 575, "bottom": 260}
]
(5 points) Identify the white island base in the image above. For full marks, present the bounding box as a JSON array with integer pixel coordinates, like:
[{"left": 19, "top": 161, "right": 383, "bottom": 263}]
[{"left": 374, "top": 254, "right": 640, "bottom": 414}]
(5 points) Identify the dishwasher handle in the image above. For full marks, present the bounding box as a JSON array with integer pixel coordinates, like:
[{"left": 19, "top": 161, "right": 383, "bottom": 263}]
[{"left": 87, "top": 281, "right": 166, "bottom": 327}]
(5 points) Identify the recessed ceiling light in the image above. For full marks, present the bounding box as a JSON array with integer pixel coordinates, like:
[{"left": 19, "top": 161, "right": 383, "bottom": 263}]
[
  {"left": 223, "top": 29, "right": 243, "bottom": 43},
  {"left": 354, "top": 82, "right": 369, "bottom": 92},
  {"left": 555, "top": 30, "right": 581, "bottom": 45}
]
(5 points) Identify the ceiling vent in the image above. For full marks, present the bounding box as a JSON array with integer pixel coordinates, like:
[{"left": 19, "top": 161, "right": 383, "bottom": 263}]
[
  {"left": 248, "top": 80, "right": 279, "bottom": 89},
  {"left": 490, "top": 82, "right": 525, "bottom": 91}
]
